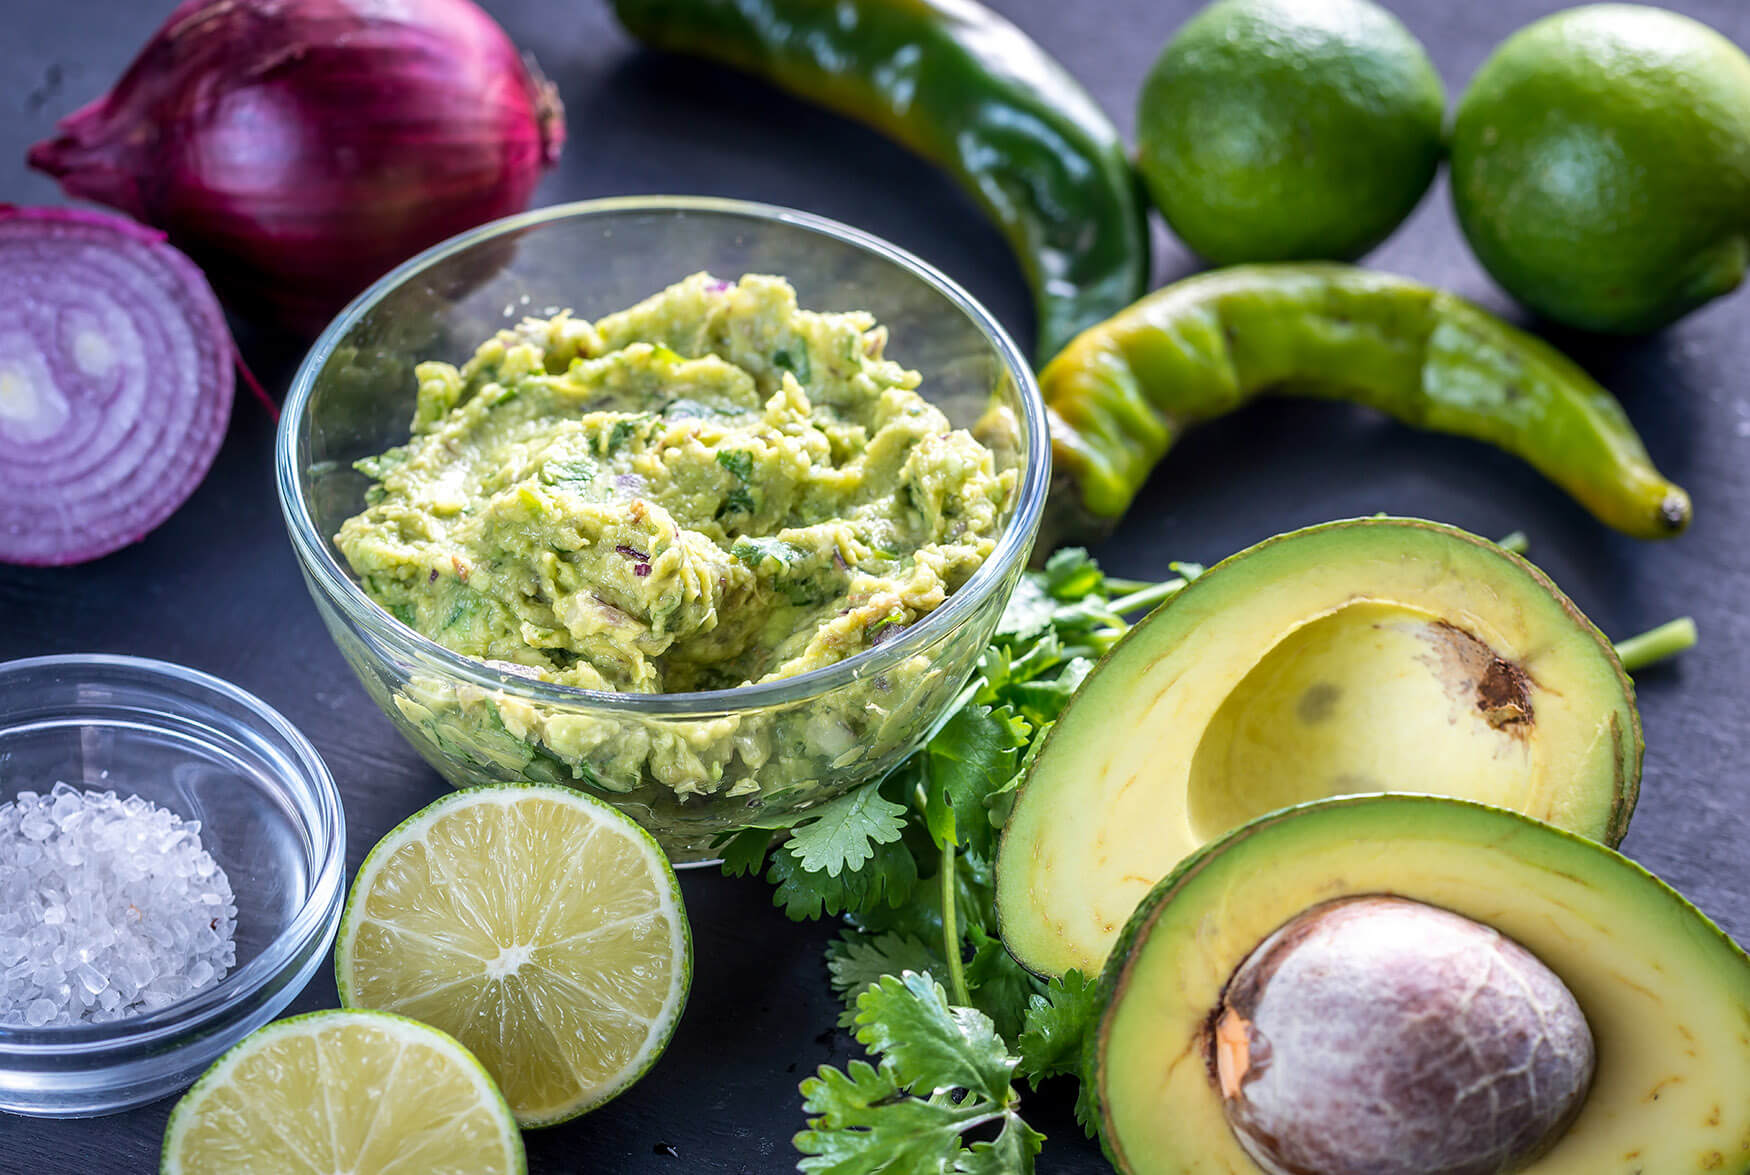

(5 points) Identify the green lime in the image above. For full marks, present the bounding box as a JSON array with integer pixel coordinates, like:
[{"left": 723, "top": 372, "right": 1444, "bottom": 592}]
[
  {"left": 1136, "top": 0, "right": 1446, "bottom": 265},
  {"left": 1451, "top": 4, "right": 1750, "bottom": 333},
  {"left": 161, "top": 1009, "right": 525, "bottom": 1175},
  {"left": 334, "top": 784, "right": 692, "bottom": 1128}
]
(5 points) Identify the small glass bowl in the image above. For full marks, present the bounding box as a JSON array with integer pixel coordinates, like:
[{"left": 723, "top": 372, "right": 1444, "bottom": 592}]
[
  {"left": 0, "top": 655, "right": 345, "bottom": 1117},
  {"left": 277, "top": 197, "right": 1049, "bottom": 860}
]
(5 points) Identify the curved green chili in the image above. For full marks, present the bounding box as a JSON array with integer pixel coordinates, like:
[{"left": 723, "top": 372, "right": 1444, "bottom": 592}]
[
  {"left": 611, "top": 0, "right": 1149, "bottom": 363},
  {"left": 1044, "top": 263, "right": 1692, "bottom": 543}
]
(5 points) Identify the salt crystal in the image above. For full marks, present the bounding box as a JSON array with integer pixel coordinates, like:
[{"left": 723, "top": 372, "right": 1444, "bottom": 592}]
[{"left": 0, "top": 785, "right": 238, "bottom": 1027}]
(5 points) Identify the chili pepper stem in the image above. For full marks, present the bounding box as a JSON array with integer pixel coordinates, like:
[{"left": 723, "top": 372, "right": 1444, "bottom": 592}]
[{"left": 1614, "top": 617, "right": 1698, "bottom": 674}]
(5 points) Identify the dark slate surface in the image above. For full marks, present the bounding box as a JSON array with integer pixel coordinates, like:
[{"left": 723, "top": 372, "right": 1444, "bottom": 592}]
[{"left": 3, "top": 0, "right": 1747, "bottom": 1170}]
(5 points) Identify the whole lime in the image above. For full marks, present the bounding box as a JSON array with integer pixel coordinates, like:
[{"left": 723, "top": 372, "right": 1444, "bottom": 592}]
[
  {"left": 1451, "top": 4, "right": 1750, "bottom": 333},
  {"left": 1135, "top": 0, "right": 1445, "bottom": 265}
]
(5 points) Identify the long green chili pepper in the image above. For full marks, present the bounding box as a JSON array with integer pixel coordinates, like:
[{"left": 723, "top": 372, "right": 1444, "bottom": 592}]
[
  {"left": 611, "top": 0, "right": 1150, "bottom": 363},
  {"left": 1044, "top": 263, "right": 1693, "bottom": 543}
]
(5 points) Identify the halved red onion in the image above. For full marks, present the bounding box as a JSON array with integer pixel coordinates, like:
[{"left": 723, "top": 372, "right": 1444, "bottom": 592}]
[{"left": 0, "top": 206, "right": 232, "bottom": 566}]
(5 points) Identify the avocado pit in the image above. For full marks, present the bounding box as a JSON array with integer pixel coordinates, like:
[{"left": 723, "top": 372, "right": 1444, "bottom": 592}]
[{"left": 1211, "top": 895, "right": 1594, "bottom": 1175}]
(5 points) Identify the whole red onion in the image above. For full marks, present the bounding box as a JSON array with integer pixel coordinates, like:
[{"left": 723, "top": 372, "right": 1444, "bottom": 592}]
[{"left": 27, "top": 0, "right": 566, "bottom": 336}]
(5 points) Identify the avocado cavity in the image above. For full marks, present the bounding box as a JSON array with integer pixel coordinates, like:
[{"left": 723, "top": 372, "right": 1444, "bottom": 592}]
[
  {"left": 1215, "top": 895, "right": 1594, "bottom": 1175},
  {"left": 1188, "top": 602, "right": 1538, "bottom": 839}
]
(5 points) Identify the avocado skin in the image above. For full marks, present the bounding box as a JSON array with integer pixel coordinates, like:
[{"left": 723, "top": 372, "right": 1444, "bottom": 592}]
[{"left": 1086, "top": 793, "right": 1750, "bottom": 1175}]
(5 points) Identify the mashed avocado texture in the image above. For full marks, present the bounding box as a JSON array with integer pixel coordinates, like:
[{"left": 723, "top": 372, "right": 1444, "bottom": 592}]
[
  {"left": 334, "top": 273, "right": 1016, "bottom": 820},
  {"left": 338, "top": 273, "right": 1013, "bottom": 692}
]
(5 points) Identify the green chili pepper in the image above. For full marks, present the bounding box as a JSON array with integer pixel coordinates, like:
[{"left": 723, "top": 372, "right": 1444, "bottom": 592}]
[
  {"left": 611, "top": 0, "right": 1149, "bottom": 363},
  {"left": 1045, "top": 263, "right": 1692, "bottom": 543}
]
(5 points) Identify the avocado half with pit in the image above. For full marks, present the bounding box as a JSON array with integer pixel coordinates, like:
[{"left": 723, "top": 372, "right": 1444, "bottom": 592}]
[
  {"left": 1092, "top": 793, "right": 1750, "bottom": 1175},
  {"left": 995, "top": 516, "right": 1639, "bottom": 979}
]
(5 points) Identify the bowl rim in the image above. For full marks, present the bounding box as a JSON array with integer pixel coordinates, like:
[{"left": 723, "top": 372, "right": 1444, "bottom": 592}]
[
  {"left": 276, "top": 194, "right": 1050, "bottom": 716},
  {"left": 0, "top": 653, "right": 346, "bottom": 1053}
]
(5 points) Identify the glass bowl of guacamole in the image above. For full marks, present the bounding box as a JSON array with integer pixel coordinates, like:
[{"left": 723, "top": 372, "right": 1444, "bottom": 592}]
[{"left": 276, "top": 198, "right": 1048, "bottom": 861}]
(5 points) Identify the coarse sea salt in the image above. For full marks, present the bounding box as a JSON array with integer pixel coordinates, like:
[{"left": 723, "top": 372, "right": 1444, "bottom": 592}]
[{"left": 0, "top": 783, "right": 237, "bottom": 1028}]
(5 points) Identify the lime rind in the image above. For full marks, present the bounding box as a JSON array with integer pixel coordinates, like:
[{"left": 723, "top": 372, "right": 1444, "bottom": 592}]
[
  {"left": 161, "top": 1007, "right": 525, "bottom": 1175},
  {"left": 333, "top": 783, "right": 693, "bottom": 1129}
]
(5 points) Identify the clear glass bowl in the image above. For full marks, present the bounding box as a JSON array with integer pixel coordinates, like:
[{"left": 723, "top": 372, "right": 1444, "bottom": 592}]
[
  {"left": 0, "top": 655, "right": 345, "bottom": 1117},
  {"left": 276, "top": 197, "right": 1049, "bottom": 860}
]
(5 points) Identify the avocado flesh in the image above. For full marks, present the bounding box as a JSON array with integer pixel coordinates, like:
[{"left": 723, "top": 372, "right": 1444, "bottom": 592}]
[
  {"left": 1094, "top": 794, "right": 1750, "bottom": 1175},
  {"left": 995, "top": 517, "right": 1638, "bottom": 980}
]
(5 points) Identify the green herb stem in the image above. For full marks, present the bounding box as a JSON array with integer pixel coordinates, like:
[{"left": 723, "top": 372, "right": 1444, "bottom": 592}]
[
  {"left": 1495, "top": 530, "right": 1530, "bottom": 556},
  {"left": 1100, "top": 575, "right": 1154, "bottom": 594},
  {"left": 1105, "top": 578, "right": 1187, "bottom": 618},
  {"left": 1614, "top": 617, "right": 1698, "bottom": 674},
  {"left": 939, "top": 838, "right": 971, "bottom": 1008}
]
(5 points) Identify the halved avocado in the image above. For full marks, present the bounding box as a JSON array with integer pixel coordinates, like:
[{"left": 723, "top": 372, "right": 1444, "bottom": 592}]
[
  {"left": 995, "top": 516, "right": 1639, "bottom": 978},
  {"left": 1092, "top": 794, "right": 1750, "bottom": 1175}
]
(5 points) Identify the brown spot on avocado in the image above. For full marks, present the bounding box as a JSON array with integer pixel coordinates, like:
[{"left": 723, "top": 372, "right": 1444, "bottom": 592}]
[
  {"left": 1296, "top": 682, "right": 1341, "bottom": 722},
  {"left": 1420, "top": 620, "right": 1535, "bottom": 732},
  {"left": 1477, "top": 656, "right": 1534, "bottom": 728}
]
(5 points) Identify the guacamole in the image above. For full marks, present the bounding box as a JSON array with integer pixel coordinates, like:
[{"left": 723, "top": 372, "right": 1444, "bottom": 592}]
[{"left": 334, "top": 273, "right": 1017, "bottom": 833}]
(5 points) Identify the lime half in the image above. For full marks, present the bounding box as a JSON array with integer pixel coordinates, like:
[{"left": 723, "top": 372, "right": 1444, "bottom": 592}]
[
  {"left": 335, "top": 784, "right": 691, "bottom": 1127},
  {"left": 162, "top": 1009, "right": 524, "bottom": 1175}
]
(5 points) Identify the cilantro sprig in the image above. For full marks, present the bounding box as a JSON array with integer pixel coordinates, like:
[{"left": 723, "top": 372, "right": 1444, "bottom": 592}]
[
  {"left": 722, "top": 549, "right": 1192, "bottom": 1168},
  {"left": 795, "top": 971, "right": 1045, "bottom": 1175}
]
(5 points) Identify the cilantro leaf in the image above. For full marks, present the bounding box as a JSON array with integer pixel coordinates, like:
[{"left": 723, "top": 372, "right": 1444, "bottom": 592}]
[
  {"left": 854, "top": 972, "right": 1014, "bottom": 1101},
  {"left": 795, "top": 1059, "right": 956, "bottom": 1174},
  {"left": 1006, "top": 657, "right": 1094, "bottom": 725},
  {"left": 773, "top": 345, "right": 812, "bottom": 384},
  {"left": 1041, "top": 547, "right": 1104, "bottom": 600},
  {"left": 924, "top": 704, "right": 1029, "bottom": 855},
  {"left": 995, "top": 575, "right": 1055, "bottom": 639},
  {"left": 716, "top": 827, "right": 773, "bottom": 878},
  {"left": 785, "top": 785, "right": 910, "bottom": 877},
  {"left": 957, "top": 1116, "right": 1045, "bottom": 1175},
  {"left": 827, "top": 931, "right": 945, "bottom": 1028},
  {"left": 1073, "top": 1072, "right": 1100, "bottom": 1140},
  {"left": 983, "top": 724, "right": 1051, "bottom": 833},
  {"left": 1016, "top": 970, "right": 1099, "bottom": 1087},
  {"left": 1016, "top": 970, "right": 1103, "bottom": 1139},
  {"left": 769, "top": 825, "right": 919, "bottom": 921},
  {"left": 795, "top": 972, "right": 1042, "bottom": 1175},
  {"left": 716, "top": 448, "right": 755, "bottom": 481},
  {"left": 963, "top": 926, "right": 1042, "bottom": 1044}
]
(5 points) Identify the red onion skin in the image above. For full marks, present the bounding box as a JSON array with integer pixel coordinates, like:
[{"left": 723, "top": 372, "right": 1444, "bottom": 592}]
[{"left": 27, "top": 0, "right": 566, "bottom": 337}]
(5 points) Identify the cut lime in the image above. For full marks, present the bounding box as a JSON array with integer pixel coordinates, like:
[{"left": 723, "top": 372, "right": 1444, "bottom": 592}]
[
  {"left": 335, "top": 784, "right": 692, "bottom": 1127},
  {"left": 161, "top": 1009, "right": 524, "bottom": 1175}
]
